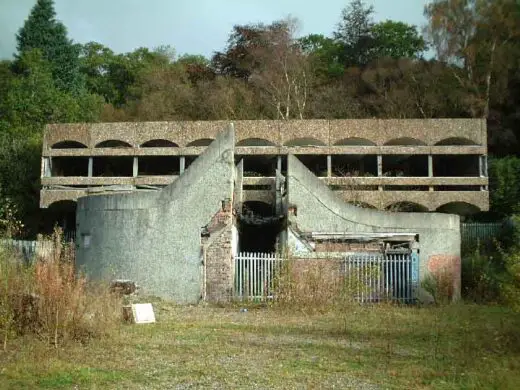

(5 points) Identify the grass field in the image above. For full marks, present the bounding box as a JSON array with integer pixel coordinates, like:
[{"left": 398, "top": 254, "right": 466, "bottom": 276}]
[{"left": 1, "top": 301, "right": 519, "bottom": 389}]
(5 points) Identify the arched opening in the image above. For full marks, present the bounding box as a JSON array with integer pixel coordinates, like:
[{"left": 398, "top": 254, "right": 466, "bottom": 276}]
[
  {"left": 187, "top": 139, "right": 214, "bottom": 147},
  {"left": 435, "top": 138, "right": 479, "bottom": 146},
  {"left": 51, "top": 140, "right": 87, "bottom": 149},
  {"left": 42, "top": 200, "right": 77, "bottom": 238},
  {"left": 238, "top": 201, "right": 284, "bottom": 253},
  {"left": 236, "top": 138, "right": 276, "bottom": 147},
  {"left": 140, "top": 139, "right": 179, "bottom": 148},
  {"left": 436, "top": 202, "right": 481, "bottom": 216},
  {"left": 384, "top": 138, "right": 426, "bottom": 146},
  {"left": 385, "top": 202, "right": 428, "bottom": 213},
  {"left": 284, "top": 138, "right": 327, "bottom": 147},
  {"left": 334, "top": 138, "right": 376, "bottom": 146},
  {"left": 95, "top": 140, "right": 133, "bottom": 148}
]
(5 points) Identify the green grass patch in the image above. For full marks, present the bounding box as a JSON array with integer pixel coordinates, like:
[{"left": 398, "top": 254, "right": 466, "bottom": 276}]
[{"left": 1, "top": 302, "right": 519, "bottom": 389}]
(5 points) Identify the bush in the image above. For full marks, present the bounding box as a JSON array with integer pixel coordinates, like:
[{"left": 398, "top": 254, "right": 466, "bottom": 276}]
[{"left": 0, "top": 228, "right": 121, "bottom": 349}]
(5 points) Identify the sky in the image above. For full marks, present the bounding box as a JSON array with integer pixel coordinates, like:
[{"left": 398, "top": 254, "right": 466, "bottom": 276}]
[{"left": 0, "top": 0, "right": 430, "bottom": 60}]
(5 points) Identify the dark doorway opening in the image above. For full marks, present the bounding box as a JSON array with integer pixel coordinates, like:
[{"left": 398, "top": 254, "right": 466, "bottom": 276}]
[
  {"left": 42, "top": 200, "right": 77, "bottom": 239},
  {"left": 238, "top": 201, "right": 284, "bottom": 253}
]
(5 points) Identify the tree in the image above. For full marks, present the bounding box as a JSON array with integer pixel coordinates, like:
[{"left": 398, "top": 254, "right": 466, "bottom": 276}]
[
  {"left": 213, "top": 19, "right": 312, "bottom": 119},
  {"left": 5, "top": 50, "right": 102, "bottom": 136},
  {"left": 370, "top": 21, "right": 427, "bottom": 59},
  {"left": 425, "top": 0, "right": 520, "bottom": 154},
  {"left": 334, "top": 0, "right": 375, "bottom": 67},
  {"left": 298, "top": 34, "right": 344, "bottom": 81},
  {"left": 15, "top": 0, "right": 84, "bottom": 95}
]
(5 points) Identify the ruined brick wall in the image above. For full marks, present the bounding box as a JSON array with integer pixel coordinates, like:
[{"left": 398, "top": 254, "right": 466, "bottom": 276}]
[{"left": 203, "top": 199, "right": 235, "bottom": 303}]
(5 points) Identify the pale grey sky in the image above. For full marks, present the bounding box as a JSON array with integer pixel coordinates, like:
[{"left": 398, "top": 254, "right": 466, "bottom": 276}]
[{"left": 0, "top": 0, "right": 430, "bottom": 60}]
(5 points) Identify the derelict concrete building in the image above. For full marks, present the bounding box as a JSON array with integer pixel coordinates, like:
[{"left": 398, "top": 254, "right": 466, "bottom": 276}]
[{"left": 40, "top": 119, "right": 489, "bottom": 302}]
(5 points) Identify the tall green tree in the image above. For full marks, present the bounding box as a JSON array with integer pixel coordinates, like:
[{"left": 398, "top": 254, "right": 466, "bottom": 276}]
[
  {"left": 370, "top": 21, "right": 427, "bottom": 59},
  {"left": 334, "top": 0, "right": 375, "bottom": 67},
  {"left": 15, "top": 0, "right": 83, "bottom": 95}
]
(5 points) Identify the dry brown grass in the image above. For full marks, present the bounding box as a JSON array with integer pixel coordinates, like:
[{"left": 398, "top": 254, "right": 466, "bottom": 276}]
[
  {"left": 0, "top": 228, "right": 121, "bottom": 349},
  {"left": 272, "top": 257, "right": 382, "bottom": 312}
]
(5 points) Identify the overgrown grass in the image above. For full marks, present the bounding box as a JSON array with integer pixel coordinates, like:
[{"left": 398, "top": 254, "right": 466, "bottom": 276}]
[
  {"left": 0, "top": 229, "right": 121, "bottom": 349},
  {"left": 0, "top": 302, "right": 518, "bottom": 389}
]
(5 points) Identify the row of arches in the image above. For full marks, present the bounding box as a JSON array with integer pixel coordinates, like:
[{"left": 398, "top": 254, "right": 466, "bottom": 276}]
[
  {"left": 51, "top": 136, "right": 481, "bottom": 149},
  {"left": 345, "top": 201, "right": 482, "bottom": 215}
]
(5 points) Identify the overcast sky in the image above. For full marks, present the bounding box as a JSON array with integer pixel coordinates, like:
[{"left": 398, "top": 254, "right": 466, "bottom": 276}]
[{"left": 0, "top": 0, "right": 429, "bottom": 60}]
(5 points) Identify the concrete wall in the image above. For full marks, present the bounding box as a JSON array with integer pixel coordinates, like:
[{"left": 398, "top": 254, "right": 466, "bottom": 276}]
[
  {"left": 76, "top": 126, "right": 235, "bottom": 303},
  {"left": 286, "top": 155, "right": 461, "bottom": 300},
  {"left": 44, "top": 119, "right": 487, "bottom": 149}
]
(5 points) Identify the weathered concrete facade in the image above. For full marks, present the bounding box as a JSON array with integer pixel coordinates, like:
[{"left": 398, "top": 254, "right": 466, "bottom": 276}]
[
  {"left": 286, "top": 155, "right": 461, "bottom": 300},
  {"left": 75, "top": 126, "right": 235, "bottom": 303},
  {"left": 41, "top": 119, "right": 489, "bottom": 214},
  {"left": 71, "top": 123, "right": 468, "bottom": 301}
]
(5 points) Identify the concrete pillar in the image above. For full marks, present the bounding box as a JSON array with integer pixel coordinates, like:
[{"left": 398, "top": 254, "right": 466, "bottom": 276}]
[
  {"left": 428, "top": 155, "right": 434, "bottom": 192},
  {"left": 180, "top": 156, "right": 186, "bottom": 174},
  {"left": 277, "top": 155, "right": 282, "bottom": 174},
  {"left": 133, "top": 157, "right": 138, "bottom": 178},
  {"left": 377, "top": 155, "right": 383, "bottom": 191},
  {"left": 479, "top": 155, "right": 488, "bottom": 177},
  {"left": 88, "top": 157, "right": 93, "bottom": 177},
  {"left": 43, "top": 157, "right": 52, "bottom": 177},
  {"left": 327, "top": 155, "right": 332, "bottom": 178}
]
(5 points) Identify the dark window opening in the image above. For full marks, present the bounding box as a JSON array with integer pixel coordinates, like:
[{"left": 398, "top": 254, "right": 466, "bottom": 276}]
[
  {"left": 238, "top": 201, "right": 284, "bottom": 253},
  {"left": 436, "top": 185, "right": 482, "bottom": 192},
  {"left": 95, "top": 140, "right": 132, "bottom": 148},
  {"left": 93, "top": 157, "right": 133, "bottom": 177},
  {"left": 141, "top": 139, "right": 179, "bottom": 147},
  {"left": 237, "top": 155, "right": 278, "bottom": 177},
  {"left": 297, "top": 155, "right": 327, "bottom": 177},
  {"left": 383, "top": 186, "right": 430, "bottom": 191},
  {"left": 243, "top": 185, "right": 272, "bottom": 190},
  {"left": 185, "top": 156, "right": 197, "bottom": 170},
  {"left": 383, "top": 155, "right": 428, "bottom": 177},
  {"left": 329, "top": 185, "right": 378, "bottom": 191},
  {"left": 51, "top": 141, "right": 87, "bottom": 149},
  {"left": 332, "top": 155, "right": 377, "bottom": 177},
  {"left": 138, "top": 156, "right": 180, "bottom": 176},
  {"left": 51, "top": 157, "right": 88, "bottom": 177},
  {"left": 433, "top": 155, "right": 480, "bottom": 177}
]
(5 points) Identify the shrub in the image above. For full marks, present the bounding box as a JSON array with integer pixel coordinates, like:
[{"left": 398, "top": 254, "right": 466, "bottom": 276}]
[{"left": 0, "top": 228, "right": 121, "bottom": 349}]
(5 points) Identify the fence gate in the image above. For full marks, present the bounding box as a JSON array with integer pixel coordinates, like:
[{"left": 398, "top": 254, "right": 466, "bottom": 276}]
[
  {"left": 234, "top": 252, "right": 284, "bottom": 301},
  {"left": 343, "top": 251, "right": 419, "bottom": 304}
]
